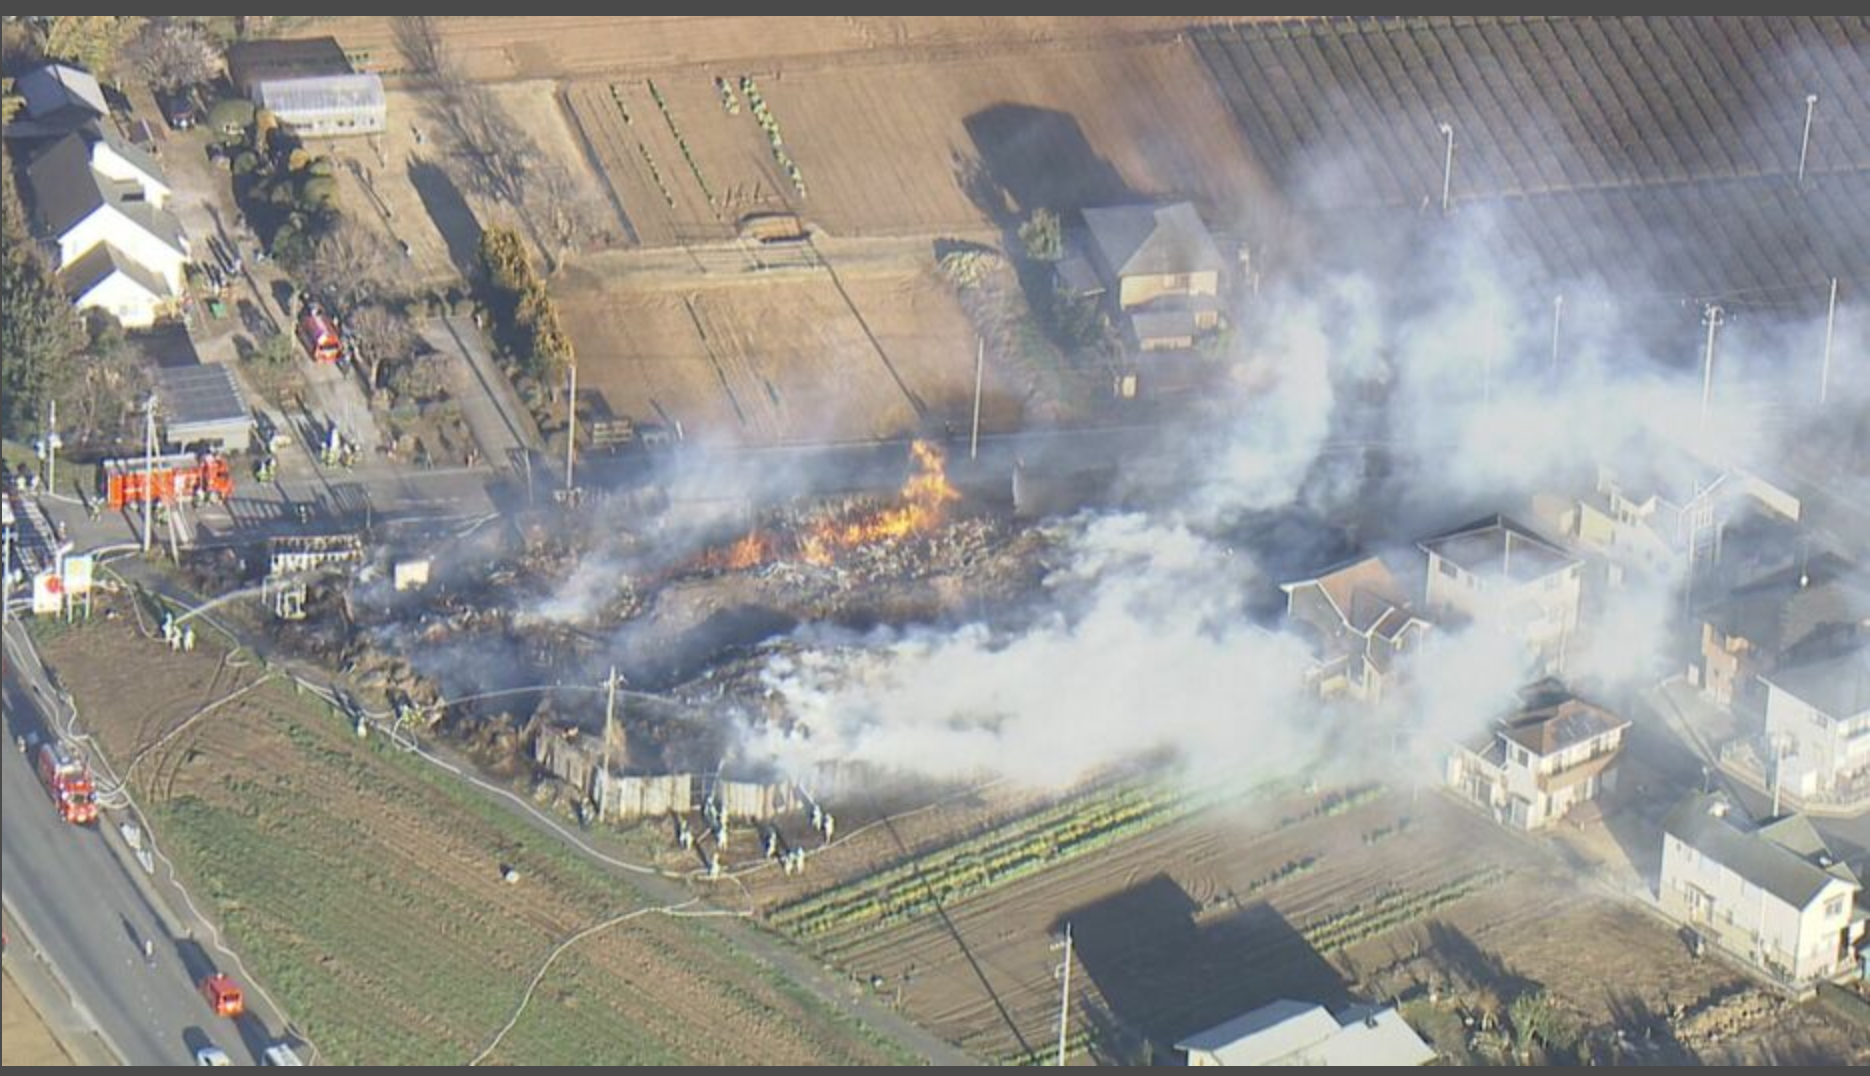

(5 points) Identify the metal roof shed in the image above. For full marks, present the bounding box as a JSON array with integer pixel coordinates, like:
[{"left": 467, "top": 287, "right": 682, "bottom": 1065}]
[
  {"left": 258, "top": 74, "right": 388, "bottom": 138},
  {"left": 158, "top": 365, "right": 252, "bottom": 453}
]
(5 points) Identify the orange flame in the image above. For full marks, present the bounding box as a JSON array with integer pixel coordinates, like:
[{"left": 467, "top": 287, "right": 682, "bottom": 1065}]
[{"left": 695, "top": 441, "right": 962, "bottom": 573}]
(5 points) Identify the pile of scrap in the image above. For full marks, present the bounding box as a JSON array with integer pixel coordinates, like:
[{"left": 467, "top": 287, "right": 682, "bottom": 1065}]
[{"left": 1671, "top": 990, "right": 1787, "bottom": 1050}]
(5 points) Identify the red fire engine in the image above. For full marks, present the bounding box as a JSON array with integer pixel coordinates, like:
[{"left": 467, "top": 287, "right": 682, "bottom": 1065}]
[
  {"left": 297, "top": 305, "right": 345, "bottom": 364},
  {"left": 201, "top": 975, "right": 246, "bottom": 1018},
  {"left": 100, "top": 453, "right": 235, "bottom": 511},
  {"left": 37, "top": 744, "right": 99, "bottom": 826}
]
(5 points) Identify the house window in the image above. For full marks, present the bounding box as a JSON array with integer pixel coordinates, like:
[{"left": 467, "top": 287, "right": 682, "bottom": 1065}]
[
  {"left": 1165, "top": 274, "right": 1193, "bottom": 291},
  {"left": 1826, "top": 897, "right": 1847, "bottom": 919},
  {"left": 1438, "top": 560, "right": 1460, "bottom": 580}
]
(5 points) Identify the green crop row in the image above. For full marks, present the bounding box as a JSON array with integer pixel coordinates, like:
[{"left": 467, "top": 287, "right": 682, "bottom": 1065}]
[
  {"left": 646, "top": 79, "right": 717, "bottom": 208},
  {"left": 739, "top": 76, "right": 807, "bottom": 198},
  {"left": 715, "top": 76, "right": 741, "bottom": 115},
  {"left": 774, "top": 776, "right": 1301, "bottom": 945},
  {"left": 608, "top": 84, "right": 676, "bottom": 209},
  {"left": 1301, "top": 868, "right": 1508, "bottom": 955}
]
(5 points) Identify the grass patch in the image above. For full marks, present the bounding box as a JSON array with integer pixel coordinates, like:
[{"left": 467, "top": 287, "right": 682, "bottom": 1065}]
[{"left": 144, "top": 681, "right": 892, "bottom": 1065}]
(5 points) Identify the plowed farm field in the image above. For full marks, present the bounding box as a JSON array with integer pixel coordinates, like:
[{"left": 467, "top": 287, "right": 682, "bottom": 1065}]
[
  {"left": 558, "top": 41, "right": 1277, "bottom": 242},
  {"left": 555, "top": 244, "right": 1029, "bottom": 447},
  {"left": 726, "top": 778, "right": 1842, "bottom": 1065},
  {"left": 35, "top": 607, "right": 908, "bottom": 1067}
]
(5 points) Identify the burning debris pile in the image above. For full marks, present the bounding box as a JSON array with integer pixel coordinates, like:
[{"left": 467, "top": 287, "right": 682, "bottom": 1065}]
[{"left": 696, "top": 441, "right": 965, "bottom": 573}]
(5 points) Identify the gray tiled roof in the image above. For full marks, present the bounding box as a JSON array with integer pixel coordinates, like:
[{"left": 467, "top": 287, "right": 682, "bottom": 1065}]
[
  {"left": 1665, "top": 795, "right": 1859, "bottom": 910},
  {"left": 1083, "top": 202, "right": 1227, "bottom": 280},
  {"left": 1765, "top": 637, "right": 1870, "bottom": 719}
]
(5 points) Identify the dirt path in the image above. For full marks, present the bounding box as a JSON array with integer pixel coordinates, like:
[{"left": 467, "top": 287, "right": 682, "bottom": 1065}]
[
  {"left": 1, "top": 971, "right": 74, "bottom": 1067},
  {"left": 323, "top": 17, "right": 1323, "bottom": 83}
]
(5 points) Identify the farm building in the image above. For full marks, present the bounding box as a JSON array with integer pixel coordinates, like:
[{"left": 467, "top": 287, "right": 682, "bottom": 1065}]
[
  {"left": 227, "top": 37, "right": 386, "bottom": 137},
  {"left": 1420, "top": 516, "right": 1583, "bottom": 679},
  {"left": 226, "top": 37, "right": 353, "bottom": 95},
  {"left": 1661, "top": 794, "right": 1865, "bottom": 989},
  {"left": 24, "top": 127, "right": 188, "bottom": 328},
  {"left": 1281, "top": 554, "right": 1433, "bottom": 705},
  {"left": 157, "top": 364, "right": 253, "bottom": 453},
  {"left": 1177, "top": 999, "right": 1436, "bottom": 1067},
  {"left": 1081, "top": 202, "right": 1227, "bottom": 352},
  {"left": 1446, "top": 680, "right": 1629, "bottom": 832}
]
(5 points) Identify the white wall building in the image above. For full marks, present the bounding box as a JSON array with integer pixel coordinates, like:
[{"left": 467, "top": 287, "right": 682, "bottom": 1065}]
[
  {"left": 1761, "top": 636, "right": 1870, "bottom": 802},
  {"left": 1661, "top": 795, "right": 1864, "bottom": 988},
  {"left": 25, "top": 129, "right": 188, "bottom": 328},
  {"left": 1447, "top": 681, "right": 1629, "bottom": 832}
]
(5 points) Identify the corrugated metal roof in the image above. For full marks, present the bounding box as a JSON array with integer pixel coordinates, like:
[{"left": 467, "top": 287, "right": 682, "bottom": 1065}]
[
  {"left": 227, "top": 37, "right": 353, "bottom": 88},
  {"left": 258, "top": 74, "right": 387, "bottom": 118},
  {"left": 1179, "top": 1001, "right": 1436, "bottom": 1067},
  {"left": 158, "top": 364, "right": 250, "bottom": 430}
]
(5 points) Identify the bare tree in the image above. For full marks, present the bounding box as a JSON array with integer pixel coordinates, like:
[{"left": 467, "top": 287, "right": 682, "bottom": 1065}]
[
  {"left": 392, "top": 15, "right": 448, "bottom": 82},
  {"left": 305, "top": 222, "right": 404, "bottom": 312},
  {"left": 123, "top": 18, "right": 222, "bottom": 93},
  {"left": 347, "top": 304, "right": 417, "bottom": 392},
  {"left": 385, "top": 347, "right": 451, "bottom": 405}
]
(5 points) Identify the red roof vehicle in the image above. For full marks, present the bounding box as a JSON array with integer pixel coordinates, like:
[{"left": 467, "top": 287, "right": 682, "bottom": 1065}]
[
  {"left": 100, "top": 453, "right": 234, "bottom": 511},
  {"left": 37, "top": 744, "right": 99, "bottom": 826},
  {"left": 297, "top": 305, "right": 344, "bottom": 364},
  {"left": 201, "top": 975, "right": 246, "bottom": 1018}
]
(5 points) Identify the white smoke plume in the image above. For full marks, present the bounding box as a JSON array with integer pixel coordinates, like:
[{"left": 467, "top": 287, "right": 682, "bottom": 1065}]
[
  {"left": 751, "top": 514, "right": 1322, "bottom": 788},
  {"left": 739, "top": 199, "right": 1855, "bottom": 791}
]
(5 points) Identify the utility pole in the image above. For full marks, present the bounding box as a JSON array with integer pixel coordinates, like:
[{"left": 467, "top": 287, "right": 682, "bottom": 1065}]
[
  {"left": 142, "top": 395, "right": 158, "bottom": 555},
  {"left": 970, "top": 338, "right": 985, "bottom": 463},
  {"left": 1819, "top": 277, "right": 1839, "bottom": 407},
  {"left": 1, "top": 520, "right": 13, "bottom": 631},
  {"left": 1437, "top": 122, "right": 1457, "bottom": 215},
  {"left": 1052, "top": 923, "right": 1075, "bottom": 1067},
  {"left": 601, "top": 666, "right": 620, "bottom": 818},
  {"left": 1699, "top": 304, "right": 1724, "bottom": 438},
  {"left": 1550, "top": 295, "right": 1565, "bottom": 376},
  {"left": 1798, "top": 93, "right": 1819, "bottom": 186},
  {"left": 43, "top": 400, "right": 60, "bottom": 496}
]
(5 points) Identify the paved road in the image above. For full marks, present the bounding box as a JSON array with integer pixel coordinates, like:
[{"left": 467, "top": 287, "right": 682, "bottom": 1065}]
[
  {"left": 1, "top": 645, "right": 271, "bottom": 1066},
  {"left": 435, "top": 315, "right": 545, "bottom": 467}
]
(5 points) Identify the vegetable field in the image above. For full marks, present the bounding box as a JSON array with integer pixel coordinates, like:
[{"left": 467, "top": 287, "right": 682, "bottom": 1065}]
[{"left": 37, "top": 610, "right": 909, "bottom": 1067}]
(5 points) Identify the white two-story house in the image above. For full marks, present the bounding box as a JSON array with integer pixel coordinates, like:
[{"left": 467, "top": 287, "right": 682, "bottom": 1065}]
[
  {"left": 1446, "top": 680, "right": 1630, "bottom": 832},
  {"left": 1761, "top": 633, "right": 1870, "bottom": 803},
  {"left": 25, "top": 128, "right": 188, "bottom": 328},
  {"left": 1662, "top": 794, "right": 1864, "bottom": 988}
]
